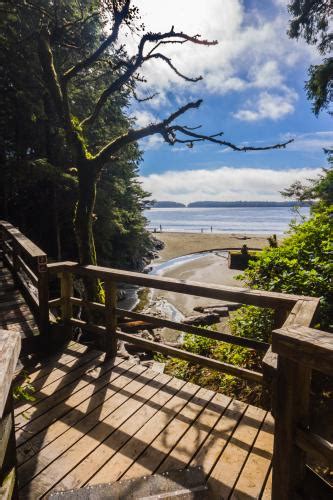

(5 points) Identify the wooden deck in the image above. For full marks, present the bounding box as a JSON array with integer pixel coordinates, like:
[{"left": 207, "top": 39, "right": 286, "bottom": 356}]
[
  {"left": 15, "top": 341, "right": 273, "bottom": 499},
  {"left": 0, "top": 262, "right": 39, "bottom": 350}
]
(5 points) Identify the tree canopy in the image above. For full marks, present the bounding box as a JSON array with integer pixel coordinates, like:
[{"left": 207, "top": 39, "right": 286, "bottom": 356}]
[{"left": 288, "top": 0, "right": 333, "bottom": 115}]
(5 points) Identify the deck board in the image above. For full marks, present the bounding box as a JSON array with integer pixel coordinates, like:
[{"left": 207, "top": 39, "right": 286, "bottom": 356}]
[
  {"left": 15, "top": 342, "right": 273, "bottom": 499},
  {"left": 0, "top": 263, "right": 39, "bottom": 345}
]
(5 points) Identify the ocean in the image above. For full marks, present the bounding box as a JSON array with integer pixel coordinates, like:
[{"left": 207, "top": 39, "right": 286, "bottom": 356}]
[{"left": 144, "top": 206, "right": 310, "bottom": 235}]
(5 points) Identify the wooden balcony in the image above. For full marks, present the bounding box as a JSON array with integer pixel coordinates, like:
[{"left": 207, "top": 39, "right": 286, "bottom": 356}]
[{"left": 0, "top": 220, "right": 332, "bottom": 499}]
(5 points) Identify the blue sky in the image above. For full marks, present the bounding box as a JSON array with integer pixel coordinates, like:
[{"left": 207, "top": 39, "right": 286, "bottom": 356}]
[{"left": 124, "top": 0, "right": 332, "bottom": 202}]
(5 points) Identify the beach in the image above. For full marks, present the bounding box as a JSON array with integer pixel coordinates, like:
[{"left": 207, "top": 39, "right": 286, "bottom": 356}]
[
  {"left": 144, "top": 233, "right": 272, "bottom": 338},
  {"left": 155, "top": 231, "right": 271, "bottom": 262}
]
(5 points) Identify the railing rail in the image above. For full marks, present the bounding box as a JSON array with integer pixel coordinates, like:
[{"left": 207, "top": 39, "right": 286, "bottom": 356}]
[
  {"left": 0, "top": 329, "right": 21, "bottom": 499},
  {"left": 47, "top": 260, "right": 319, "bottom": 386},
  {"left": 1, "top": 221, "right": 331, "bottom": 499},
  {"left": 0, "top": 221, "right": 49, "bottom": 335}
]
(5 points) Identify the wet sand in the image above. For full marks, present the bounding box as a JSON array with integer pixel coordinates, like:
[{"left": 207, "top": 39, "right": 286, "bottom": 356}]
[
  {"left": 148, "top": 232, "right": 271, "bottom": 319},
  {"left": 155, "top": 232, "right": 271, "bottom": 262},
  {"left": 151, "top": 252, "right": 241, "bottom": 317}
]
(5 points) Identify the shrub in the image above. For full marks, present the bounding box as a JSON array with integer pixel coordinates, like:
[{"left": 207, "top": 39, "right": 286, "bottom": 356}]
[
  {"left": 229, "top": 305, "right": 274, "bottom": 343},
  {"left": 240, "top": 207, "right": 333, "bottom": 330}
]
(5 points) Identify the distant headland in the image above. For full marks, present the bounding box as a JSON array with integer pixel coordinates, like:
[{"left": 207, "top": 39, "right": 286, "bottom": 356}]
[{"left": 152, "top": 200, "right": 311, "bottom": 208}]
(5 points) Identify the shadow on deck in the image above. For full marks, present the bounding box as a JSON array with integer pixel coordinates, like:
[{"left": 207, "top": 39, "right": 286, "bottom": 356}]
[{"left": 14, "top": 342, "right": 273, "bottom": 499}]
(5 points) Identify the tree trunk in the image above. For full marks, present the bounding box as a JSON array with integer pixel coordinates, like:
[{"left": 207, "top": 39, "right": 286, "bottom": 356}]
[
  {"left": 74, "top": 162, "right": 100, "bottom": 301},
  {"left": 75, "top": 162, "right": 97, "bottom": 266}
]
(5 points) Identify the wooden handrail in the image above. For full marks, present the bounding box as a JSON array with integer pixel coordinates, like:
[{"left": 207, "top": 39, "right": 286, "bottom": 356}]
[
  {"left": 47, "top": 260, "right": 314, "bottom": 308},
  {"left": 0, "top": 221, "right": 49, "bottom": 335},
  {"left": 0, "top": 330, "right": 20, "bottom": 499},
  {"left": 0, "top": 331, "right": 21, "bottom": 418},
  {"left": 273, "top": 325, "right": 333, "bottom": 376}
]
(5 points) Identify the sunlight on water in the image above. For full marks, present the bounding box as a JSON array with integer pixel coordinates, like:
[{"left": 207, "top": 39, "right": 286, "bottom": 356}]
[{"left": 144, "top": 206, "right": 310, "bottom": 235}]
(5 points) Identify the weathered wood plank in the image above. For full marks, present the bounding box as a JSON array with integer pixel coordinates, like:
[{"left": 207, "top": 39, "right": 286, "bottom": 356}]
[
  {"left": 48, "top": 261, "right": 308, "bottom": 308},
  {"left": 0, "top": 413, "right": 12, "bottom": 470},
  {"left": 45, "top": 372, "right": 179, "bottom": 491},
  {"left": 261, "top": 469, "right": 272, "bottom": 499},
  {"left": 121, "top": 387, "right": 215, "bottom": 480},
  {"left": 104, "top": 280, "right": 117, "bottom": 355},
  {"left": 0, "top": 330, "right": 21, "bottom": 418},
  {"left": 16, "top": 360, "right": 137, "bottom": 470},
  {"left": 271, "top": 357, "right": 311, "bottom": 500},
  {"left": 15, "top": 351, "right": 119, "bottom": 438},
  {"left": 0, "top": 467, "right": 16, "bottom": 500},
  {"left": 231, "top": 412, "right": 274, "bottom": 499},
  {"left": 0, "top": 221, "right": 46, "bottom": 259},
  {"left": 69, "top": 319, "right": 263, "bottom": 384},
  {"left": 87, "top": 380, "right": 199, "bottom": 486},
  {"left": 18, "top": 366, "right": 163, "bottom": 498},
  {"left": 207, "top": 405, "right": 266, "bottom": 498},
  {"left": 273, "top": 325, "right": 333, "bottom": 376},
  {"left": 157, "top": 392, "right": 232, "bottom": 474},
  {"left": 14, "top": 347, "right": 106, "bottom": 418}
]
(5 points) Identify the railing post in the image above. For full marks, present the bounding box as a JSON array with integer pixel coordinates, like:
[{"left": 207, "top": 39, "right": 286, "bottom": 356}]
[
  {"left": 12, "top": 241, "right": 19, "bottom": 274},
  {"left": 37, "top": 255, "right": 49, "bottom": 335},
  {"left": 60, "top": 272, "right": 73, "bottom": 323},
  {"left": 272, "top": 354, "right": 311, "bottom": 499},
  {"left": 104, "top": 280, "right": 118, "bottom": 356}
]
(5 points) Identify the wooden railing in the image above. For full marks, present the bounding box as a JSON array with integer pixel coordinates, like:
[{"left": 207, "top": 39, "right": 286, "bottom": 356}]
[
  {"left": 0, "top": 330, "right": 20, "bottom": 499},
  {"left": 47, "top": 261, "right": 319, "bottom": 387},
  {"left": 0, "top": 221, "right": 332, "bottom": 499},
  {"left": 0, "top": 221, "right": 49, "bottom": 335},
  {"left": 272, "top": 324, "right": 333, "bottom": 499}
]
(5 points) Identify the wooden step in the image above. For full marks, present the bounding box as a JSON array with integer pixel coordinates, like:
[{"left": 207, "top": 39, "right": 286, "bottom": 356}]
[{"left": 48, "top": 467, "right": 208, "bottom": 499}]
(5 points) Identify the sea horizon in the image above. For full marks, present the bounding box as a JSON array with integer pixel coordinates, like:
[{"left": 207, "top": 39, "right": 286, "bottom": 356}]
[{"left": 144, "top": 206, "right": 310, "bottom": 235}]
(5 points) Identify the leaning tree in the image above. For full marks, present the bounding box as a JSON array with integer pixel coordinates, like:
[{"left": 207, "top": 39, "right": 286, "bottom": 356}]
[{"left": 27, "top": 0, "right": 291, "bottom": 291}]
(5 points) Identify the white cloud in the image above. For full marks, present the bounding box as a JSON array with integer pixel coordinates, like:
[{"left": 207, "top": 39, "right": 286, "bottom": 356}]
[
  {"left": 140, "top": 134, "right": 164, "bottom": 151},
  {"left": 119, "top": 0, "right": 317, "bottom": 106},
  {"left": 134, "top": 110, "right": 157, "bottom": 128},
  {"left": 234, "top": 90, "right": 298, "bottom": 121},
  {"left": 286, "top": 131, "right": 333, "bottom": 151},
  {"left": 140, "top": 167, "right": 322, "bottom": 203}
]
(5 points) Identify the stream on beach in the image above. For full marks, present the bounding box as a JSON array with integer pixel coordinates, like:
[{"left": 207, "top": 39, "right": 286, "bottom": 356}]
[{"left": 119, "top": 249, "right": 239, "bottom": 343}]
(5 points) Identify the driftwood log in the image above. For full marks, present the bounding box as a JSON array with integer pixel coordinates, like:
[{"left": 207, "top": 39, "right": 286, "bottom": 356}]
[{"left": 182, "top": 313, "right": 220, "bottom": 326}]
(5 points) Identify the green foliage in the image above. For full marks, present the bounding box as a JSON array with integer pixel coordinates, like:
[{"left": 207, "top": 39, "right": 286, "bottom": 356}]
[
  {"left": 156, "top": 322, "right": 265, "bottom": 405},
  {"left": 0, "top": 1, "right": 153, "bottom": 271},
  {"left": 229, "top": 305, "right": 274, "bottom": 343},
  {"left": 281, "top": 167, "right": 333, "bottom": 206},
  {"left": 241, "top": 207, "right": 333, "bottom": 330},
  {"left": 306, "top": 59, "right": 333, "bottom": 116},
  {"left": 288, "top": 1, "right": 332, "bottom": 115},
  {"left": 13, "top": 374, "right": 35, "bottom": 403},
  {"left": 183, "top": 333, "right": 217, "bottom": 356}
]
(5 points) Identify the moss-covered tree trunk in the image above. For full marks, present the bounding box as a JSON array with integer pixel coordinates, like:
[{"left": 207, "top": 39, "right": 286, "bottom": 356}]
[
  {"left": 74, "top": 161, "right": 101, "bottom": 301},
  {"left": 74, "top": 162, "right": 98, "bottom": 266}
]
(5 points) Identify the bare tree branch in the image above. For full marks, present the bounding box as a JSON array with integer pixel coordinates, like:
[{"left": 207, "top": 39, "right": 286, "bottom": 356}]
[
  {"left": 166, "top": 126, "right": 294, "bottom": 151},
  {"left": 62, "top": 0, "right": 131, "bottom": 82},
  {"left": 147, "top": 53, "right": 202, "bottom": 82},
  {"left": 131, "top": 88, "right": 159, "bottom": 102},
  {"left": 93, "top": 100, "right": 203, "bottom": 164},
  {"left": 92, "top": 99, "right": 293, "bottom": 167},
  {"left": 80, "top": 27, "right": 216, "bottom": 128}
]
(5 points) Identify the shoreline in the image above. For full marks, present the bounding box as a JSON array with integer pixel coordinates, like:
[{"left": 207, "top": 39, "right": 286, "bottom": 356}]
[
  {"left": 142, "top": 232, "right": 272, "bottom": 334},
  {"left": 154, "top": 231, "right": 273, "bottom": 262}
]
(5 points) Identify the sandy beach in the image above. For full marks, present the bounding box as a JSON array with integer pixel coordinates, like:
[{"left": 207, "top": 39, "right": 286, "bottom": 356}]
[
  {"left": 146, "top": 232, "right": 271, "bottom": 333},
  {"left": 155, "top": 232, "right": 272, "bottom": 262}
]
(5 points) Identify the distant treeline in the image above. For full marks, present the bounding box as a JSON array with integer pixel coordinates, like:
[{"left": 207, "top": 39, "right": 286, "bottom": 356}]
[
  {"left": 153, "top": 201, "right": 186, "bottom": 208},
  {"left": 153, "top": 200, "right": 311, "bottom": 208},
  {"left": 187, "top": 201, "right": 312, "bottom": 207}
]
